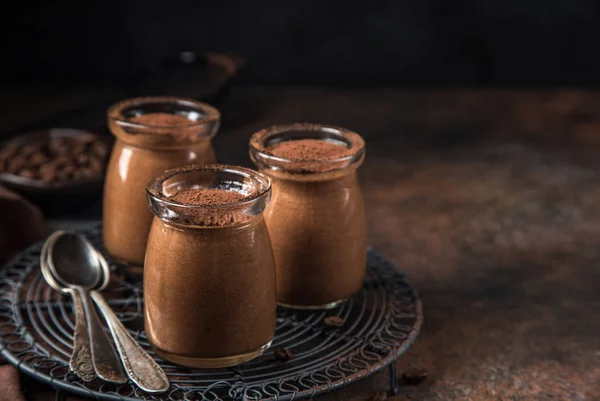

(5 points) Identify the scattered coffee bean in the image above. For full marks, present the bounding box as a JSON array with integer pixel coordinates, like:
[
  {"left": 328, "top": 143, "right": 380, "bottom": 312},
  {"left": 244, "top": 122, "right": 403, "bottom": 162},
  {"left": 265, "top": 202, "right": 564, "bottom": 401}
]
[
  {"left": 370, "top": 391, "right": 388, "bottom": 401},
  {"left": 323, "top": 316, "right": 345, "bottom": 328},
  {"left": 401, "top": 367, "right": 428, "bottom": 385},
  {"left": 273, "top": 348, "right": 294, "bottom": 362}
]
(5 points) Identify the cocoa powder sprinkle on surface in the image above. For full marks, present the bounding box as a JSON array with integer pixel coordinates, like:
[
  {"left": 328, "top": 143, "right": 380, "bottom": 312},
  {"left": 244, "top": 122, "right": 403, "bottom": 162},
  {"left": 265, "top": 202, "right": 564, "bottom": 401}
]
[
  {"left": 170, "top": 189, "right": 247, "bottom": 206},
  {"left": 268, "top": 139, "right": 352, "bottom": 161},
  {"left": 129, "top": 112, "right": 194, "bottom": 126},
  {"left": 167, "top": 188, "right": 250, "bottom": 227}
]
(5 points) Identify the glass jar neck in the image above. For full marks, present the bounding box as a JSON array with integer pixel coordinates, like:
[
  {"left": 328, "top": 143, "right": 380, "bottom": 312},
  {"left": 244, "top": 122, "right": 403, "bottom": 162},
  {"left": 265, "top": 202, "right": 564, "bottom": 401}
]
[
  {"left": 147, "top": 164, "right": 271, "bottom": 228},
  {"left": 108, "top": 97, "right": 220, "bottom": 150},
  {"left": 249, "top": 123, "right": 365, "bottom": 177}
]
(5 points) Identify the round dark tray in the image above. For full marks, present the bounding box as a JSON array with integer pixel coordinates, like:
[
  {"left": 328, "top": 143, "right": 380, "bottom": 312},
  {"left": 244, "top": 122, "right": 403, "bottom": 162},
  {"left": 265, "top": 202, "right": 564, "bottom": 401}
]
[{"left": 0, "top": 223, "right": 422, "bottom": 401}]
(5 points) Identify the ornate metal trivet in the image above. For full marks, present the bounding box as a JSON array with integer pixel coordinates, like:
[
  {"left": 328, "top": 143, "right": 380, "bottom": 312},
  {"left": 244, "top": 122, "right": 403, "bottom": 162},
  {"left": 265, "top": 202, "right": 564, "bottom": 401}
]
[{"left": 0, "top": 223, "right": 422, "bottom": 401}]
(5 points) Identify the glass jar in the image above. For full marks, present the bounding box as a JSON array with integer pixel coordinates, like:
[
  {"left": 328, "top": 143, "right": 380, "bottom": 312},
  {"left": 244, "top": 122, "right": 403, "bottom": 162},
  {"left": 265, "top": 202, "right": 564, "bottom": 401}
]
[
  {"left": 103, "top": 96, "right": 219, "bottom": 265},
  {"left": 145, "top": 164, "right": 276, "bottom": 368},
  {"left": 250, "top": 123, "right": 366, "bottom": 309}
]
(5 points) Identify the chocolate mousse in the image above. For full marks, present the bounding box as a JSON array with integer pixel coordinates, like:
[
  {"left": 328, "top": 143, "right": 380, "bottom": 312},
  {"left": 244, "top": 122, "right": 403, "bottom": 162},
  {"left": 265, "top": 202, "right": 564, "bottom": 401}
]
[
  {"left": 268, "top": 139, "right": 353, "bottom": 161},
  {"left": 103, "top": 97, "right": 220, "bottom": 266},
  {"left": 130, "top": 112, "right": 191, "bottom": 125},
  {"left": 144, "top": 165, "right": 276, "bottom": 368},
  {"left": 250, "top": 124, "right": 367, "bottom": 308}
]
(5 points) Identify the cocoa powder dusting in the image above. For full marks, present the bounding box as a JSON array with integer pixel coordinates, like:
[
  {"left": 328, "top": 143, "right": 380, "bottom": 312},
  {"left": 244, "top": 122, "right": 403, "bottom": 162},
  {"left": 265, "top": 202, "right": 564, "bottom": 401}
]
[
  {"left": 169, "top": 189, "right": 249, "bottom": 227},
  {"left": 171, "top": 189, "right": 246, "bottom": 206},
  {"left": 129, "top": 113, "right": 193, "bottom": 126},
  {"left": 268, "top": 139, "right": 352, "bottom": 161}
]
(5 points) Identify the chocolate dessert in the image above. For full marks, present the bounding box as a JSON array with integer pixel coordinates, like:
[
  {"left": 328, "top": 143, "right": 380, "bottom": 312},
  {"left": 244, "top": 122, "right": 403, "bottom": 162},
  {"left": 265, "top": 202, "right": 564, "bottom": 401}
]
[
  {"left": 144, "top": 165, "right": 276, "bottom": 368},
  {"left": 250, "top": 123, "right": 367, "bottom": 308},
  {"left": 103, "top": 97, "right": 220, "bottom": 265}
]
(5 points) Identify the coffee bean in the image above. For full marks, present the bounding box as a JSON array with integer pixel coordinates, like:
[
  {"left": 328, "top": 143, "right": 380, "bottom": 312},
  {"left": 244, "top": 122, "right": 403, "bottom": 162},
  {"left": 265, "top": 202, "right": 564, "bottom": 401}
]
[
  {"left": 0, "top": 144, "right": 18, "bottom": 165},
  {"left": 92, "top": 141, "right": 108, "bottom": 158},
  {"left": 18, "top": 169, "right": 37, "bottom": 180},
  {"left": 39, "top": 164, "right": 57, "bottom": 183},
  {"left": 55, "top": 164, "right": 76, "bottom": 181},
  {"left": 49, "top": 137, "right": 70, "bottom": 156},
  {"left": 0, "top": 152, "right": 10, "bottom": 172},
  {"left": 80, "top": 167, "right": 96, "bottom": 179},
  {"left": 29, "top": 152, "right": 48, "bottom": 166},
  {"left": 76, "top": 153, "right": 90, "bottom": 165},
  {"left": 273, "top": 348, "right": 293, "bottom": 362},
  {"left": 21, "top": 143, "right": 42, "bottom": 156},
  {"left": 56, "top": 171, "right": 70, "bottom": 181},
  {"left": 77, "top": 167, "right": 99, "bottom": 180},
  {"left": 71, "top": 169, "right": 83, "bottom": 180},
  {"left": 62, "top": 164, "right": 76, "bottom": 177},
  {"left": 7, "top": 156, "right": 26, "bottom": 173},
  {"left": 370, "top": 391, "right": 388, "bottom": 401},
  {"left": 401, "top": 367, "right": 428, "bottom": 385},
  {"left": 53, "top": 155, "right": 71, "bottom": 168},
  {"left": 88, "top": 157, "right": 104, "bottom": 173},
  {"left": 323, "top": 316, "right": 345, "bottom": 328},
  {"left": 71, "top": 136, "right": 91, "bottom": 153}
]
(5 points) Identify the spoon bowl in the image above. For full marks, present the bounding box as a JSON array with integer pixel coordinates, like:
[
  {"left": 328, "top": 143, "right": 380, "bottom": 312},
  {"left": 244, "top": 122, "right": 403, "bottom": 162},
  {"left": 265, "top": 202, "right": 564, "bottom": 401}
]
[{"left": 47, "top": 232, "right": 109, "bottom": 292}]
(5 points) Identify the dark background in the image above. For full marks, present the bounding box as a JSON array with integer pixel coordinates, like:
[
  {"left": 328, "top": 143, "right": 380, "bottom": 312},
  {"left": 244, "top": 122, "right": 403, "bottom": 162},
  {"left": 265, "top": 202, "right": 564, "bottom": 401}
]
[{"left": 3, "top": 0, "right": 600, "bottom": 87}]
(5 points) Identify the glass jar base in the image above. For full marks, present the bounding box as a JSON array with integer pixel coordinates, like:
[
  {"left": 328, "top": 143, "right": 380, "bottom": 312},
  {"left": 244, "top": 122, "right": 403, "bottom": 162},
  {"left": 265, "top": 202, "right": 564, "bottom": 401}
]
[
  {"left": 278, "top": 297, "right": 348, "bottom": 310},
  {"left": 153, "top": 339, "right": 273, "bottom": 368}
]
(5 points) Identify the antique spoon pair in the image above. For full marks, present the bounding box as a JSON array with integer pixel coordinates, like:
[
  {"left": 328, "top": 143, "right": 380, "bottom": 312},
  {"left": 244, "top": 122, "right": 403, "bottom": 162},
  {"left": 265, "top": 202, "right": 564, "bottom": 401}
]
[{"left": 40, "top": 231, "right": 169, "bottom": 393}]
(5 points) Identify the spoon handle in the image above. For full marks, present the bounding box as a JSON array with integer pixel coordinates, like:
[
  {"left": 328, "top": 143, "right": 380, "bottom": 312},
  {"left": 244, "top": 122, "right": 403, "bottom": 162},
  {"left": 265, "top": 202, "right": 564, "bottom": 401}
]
[
  {"left": 67, "top": 288, "right": 96, "bottom": 382},
  {"left": 91, "top": 291, "right": 170, "bottom": 393},
  {"left": 76, "top": 287, "right": 128, "bottom": 383}
]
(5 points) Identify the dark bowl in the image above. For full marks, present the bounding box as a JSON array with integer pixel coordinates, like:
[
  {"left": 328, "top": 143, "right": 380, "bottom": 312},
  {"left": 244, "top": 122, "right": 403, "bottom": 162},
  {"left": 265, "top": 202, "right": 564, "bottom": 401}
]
[{"left": 0, "top": 128, "right": 112, "bottom": 217}]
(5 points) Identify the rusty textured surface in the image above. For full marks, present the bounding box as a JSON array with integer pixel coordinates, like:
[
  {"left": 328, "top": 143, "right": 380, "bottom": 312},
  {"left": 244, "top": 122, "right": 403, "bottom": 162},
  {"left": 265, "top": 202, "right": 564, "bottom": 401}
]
[{"left": 7, "top": 87, "right": 600, "bottom": 400}]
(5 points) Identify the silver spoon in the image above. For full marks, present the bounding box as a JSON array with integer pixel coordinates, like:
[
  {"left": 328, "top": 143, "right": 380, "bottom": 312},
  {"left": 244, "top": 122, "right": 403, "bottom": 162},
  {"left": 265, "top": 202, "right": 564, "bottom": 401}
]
[
  {"left": 90, "top": 248, "right": 169, "bottom": 393},
  {"left": 48, "top": 231, "right": 170, "bottom": 393},
  {"left": 45, "top": 231, "right": 127, "bottom": 384},
  {"left": 40, "top": 232, "right": 96, "bottom": 382}
]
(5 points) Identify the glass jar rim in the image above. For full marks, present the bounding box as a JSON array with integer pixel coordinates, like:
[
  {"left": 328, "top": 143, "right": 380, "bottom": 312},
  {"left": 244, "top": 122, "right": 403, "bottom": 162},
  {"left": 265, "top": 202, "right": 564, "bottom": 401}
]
[
  {"left": 249, "top": 123, "right": 365, "bottom": 175},
  {"left": 108, "top": 96, "right": 220, "bottom": 129},
  {"left": 146, "top": 164, "right": 271, "bottom": 211}
]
